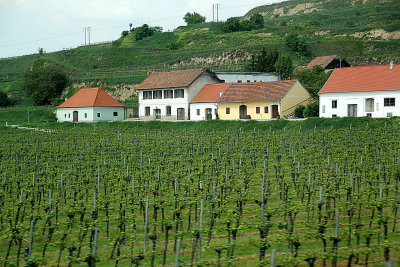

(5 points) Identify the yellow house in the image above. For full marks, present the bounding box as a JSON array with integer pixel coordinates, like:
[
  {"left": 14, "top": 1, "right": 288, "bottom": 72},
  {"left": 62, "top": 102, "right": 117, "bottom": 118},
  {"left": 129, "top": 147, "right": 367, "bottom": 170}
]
[{"left": 216, "top": 80, "right": 312, "bottom": 120}]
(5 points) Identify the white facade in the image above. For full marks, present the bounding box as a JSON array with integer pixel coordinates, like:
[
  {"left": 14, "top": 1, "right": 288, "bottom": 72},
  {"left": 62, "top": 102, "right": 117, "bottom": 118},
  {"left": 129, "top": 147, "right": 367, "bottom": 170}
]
[
  {"left": 190, "top": 103, "right": 219, "bottom": 120},
  {"left": 138, "top": 73, "right": 219, "bottom": 120},
  {"left": 320, "top": 91, "right": 400, "bottom": 118},
  {"left": 57, "top": 107, "right": 126, "bottom": 122},
  {"left": 215, "top": 72, "right": 279, "bottom": 83}
]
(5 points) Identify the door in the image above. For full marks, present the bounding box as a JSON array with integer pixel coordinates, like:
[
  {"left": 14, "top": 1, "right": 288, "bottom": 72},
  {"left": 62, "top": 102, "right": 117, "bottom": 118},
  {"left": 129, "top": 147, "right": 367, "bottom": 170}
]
[
  {"left": 205, "top": 108, "right": 212, "bottom": 120},
  {"left": 177, "top": 108, "right": 185, "bottom": 120},
  {"left": 239, "top": 105, "right": 247, "bottom": 119},
  {"left": 348, "top": 104, "right": 357, "bottom": 117},
  {"left": 73, "top": 111, "right": 78, "bottom": 122},
  {"left": 271, "top": 105, "right": 279, "bottom": 119},
  {"left": 154, "top": 109, "right": 161, "bottom": 120}
]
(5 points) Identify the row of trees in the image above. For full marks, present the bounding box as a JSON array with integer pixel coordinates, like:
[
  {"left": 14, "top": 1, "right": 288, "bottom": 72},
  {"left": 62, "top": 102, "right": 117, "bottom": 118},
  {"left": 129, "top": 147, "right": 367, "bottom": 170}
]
[{"left": 223, "top": 14, "right": 264, "bottom": 33}]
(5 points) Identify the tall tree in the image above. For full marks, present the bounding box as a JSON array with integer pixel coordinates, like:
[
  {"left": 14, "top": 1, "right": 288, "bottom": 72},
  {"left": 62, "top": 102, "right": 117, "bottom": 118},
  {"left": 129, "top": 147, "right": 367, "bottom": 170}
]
[
  {"left": 274, "top": 54, "right": 293, "bottom": 80},
  {"left": 183, "top": 12, "right": 206, "bottom": 25},
  {"left": 22, "top": 65, "right": 69, "bottom": 105}
]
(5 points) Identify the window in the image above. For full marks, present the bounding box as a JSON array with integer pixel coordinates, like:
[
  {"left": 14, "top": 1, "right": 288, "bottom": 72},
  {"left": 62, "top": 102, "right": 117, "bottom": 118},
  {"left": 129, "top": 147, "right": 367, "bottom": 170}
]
[
  {"left": 264, "top": 106, "right": 268, "bottom": 113},
  {"left": 143, "top": 91, "right": 152, "bottom": 99},
  {"left": 384, "top": 98, "right": 395, "bottom": 107},
  {"left": 84, "top": 113, "right": 87, "bottom": 118},
  {"left": 145, "top": 107, "right": 150, "bottom": 116},
  {"left": 215, "top": 109, "right": 218, "bottom": 115},
  {"left": 113, "top": 112, "right": 118, "bottom": 116},
  {"left": 97, "top": 113, "right": 101, "bottom": 118},
  {"left": 256, "top": 107, "right": 260, "bottom": 114},
  {"left": 322, "top": 105, "right": 326, "bottom": 113},
  {"left": 196, "top": 109, "right": 200, "bottom": 116},
  {"left": 247, "top": 80, "right": 251, "bottom": 83},
  {"left": 174, "top": 89, "right": 184, "bottom": 98},
  {"left": 365, "top": 98, "right": 374, "bottom": 112},
  {"left": 68, "top": 113, "right": 70, "bottom": 118},
  {"left": 366, "top": 113, "right": 372, "bottom": 117},
  {"left": 164, "top": 90, "right": 173, "bottom": 99},
  {"left": 332, "top": 114, "right": 337, "bottom": 118},
  {"left": 237, "top": 80, "right": 242, "bottom": 83},
  {"left": 387, "top": 112, "right": 393, "bottom": 117},
  {"left": 166, "top": 106, "right": 171, "bottom": 116},
  {"left": 64, "top": 114, "right": 67, "bottom": 118},
  {"left": 220, "top": 80, "right": 225, "bottom": 83},
  {"left": 332, "top": 100, "right": 337, "bottom": 109},
  {"left": 153, "top": 90, "right": 162, "bottom": 99},
  {"left": 226, "top": 107, "right": 230, "bottom": 114}
]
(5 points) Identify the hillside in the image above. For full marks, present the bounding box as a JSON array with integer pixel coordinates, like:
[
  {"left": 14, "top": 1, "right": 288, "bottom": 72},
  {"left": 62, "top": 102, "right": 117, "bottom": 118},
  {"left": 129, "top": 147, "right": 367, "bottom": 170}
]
[{"left": 0, "top": 0, "right": 399, "bottom": 105}]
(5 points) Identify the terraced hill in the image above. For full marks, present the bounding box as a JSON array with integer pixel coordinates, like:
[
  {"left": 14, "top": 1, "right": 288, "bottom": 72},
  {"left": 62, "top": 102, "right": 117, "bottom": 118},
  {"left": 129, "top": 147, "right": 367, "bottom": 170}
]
[{"left": 0, "top": 0, "right": 399, "bottom": 105}]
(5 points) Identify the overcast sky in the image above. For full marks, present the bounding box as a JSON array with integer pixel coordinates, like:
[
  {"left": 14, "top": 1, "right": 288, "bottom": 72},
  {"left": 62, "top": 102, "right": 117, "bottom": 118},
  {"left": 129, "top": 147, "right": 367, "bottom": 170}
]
[{"left": 0, "top": 0, "right": 286, "bottom": 59}]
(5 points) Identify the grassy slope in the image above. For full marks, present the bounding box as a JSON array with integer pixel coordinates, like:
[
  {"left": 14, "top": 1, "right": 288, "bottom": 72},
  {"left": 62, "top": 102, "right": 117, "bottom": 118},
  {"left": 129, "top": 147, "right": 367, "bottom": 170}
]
[{"left": 0, "top": 0, "right": 399, "bottom": 95}]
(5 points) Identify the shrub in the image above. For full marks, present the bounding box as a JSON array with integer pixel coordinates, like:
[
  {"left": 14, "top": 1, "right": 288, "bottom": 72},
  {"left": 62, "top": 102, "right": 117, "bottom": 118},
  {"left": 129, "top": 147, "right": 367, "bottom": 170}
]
[
  {"left": 303, "top": 102, "right": 319, "bottom": 117},
  {"left": 294, "top": 105, "right": 305, "bottom": 118}
]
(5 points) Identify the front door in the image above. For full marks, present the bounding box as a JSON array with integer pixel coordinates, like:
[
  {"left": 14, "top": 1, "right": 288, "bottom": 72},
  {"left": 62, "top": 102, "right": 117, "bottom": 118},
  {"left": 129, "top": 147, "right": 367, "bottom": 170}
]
[
  {"left": 348, "top": 104, "right": 357, "bottom": 117},
  {"left": 154, "top": 109, "right": 161, "bottom": 120},
  {"left": 271, "top": 105, "right": 279, "bottom": 119},
  {"left": 73, "top": 111, "right": 78, "bottom": 122},
  {"left": 205, "top": 108, "right": 212, "bottom": 120},
  {"left": 177, "top": 108, "right": 185, "bottom": 120},
  {"left": 239, "top": 105, "right": 247, "bottom": 119}
]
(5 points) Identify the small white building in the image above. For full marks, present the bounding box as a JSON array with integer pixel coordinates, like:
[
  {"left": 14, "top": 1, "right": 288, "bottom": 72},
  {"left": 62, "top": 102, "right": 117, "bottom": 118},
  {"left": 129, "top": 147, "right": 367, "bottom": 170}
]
[
  {"left": 215, "top": 72, "right": 279, "bottom": 83},
  {"left": 319, "top": 64, "right": 400, "bottom": 118},
  {"left": 137, "top": 69, "right": 220, "bottom": 120},
  {"left": 190, "top": 83, "right": 231, "bottom": 120},
  {"left": 56, "top": 87, "right": 126, "bottom": 122}
]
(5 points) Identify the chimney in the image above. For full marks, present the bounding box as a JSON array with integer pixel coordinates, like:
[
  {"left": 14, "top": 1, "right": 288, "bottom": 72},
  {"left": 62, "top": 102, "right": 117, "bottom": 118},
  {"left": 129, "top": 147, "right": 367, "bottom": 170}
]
[
  {"left": 219, "top": 92, "right": 223, "bottom": 97},
  {"left": 389, "top": 61, "right": 394, "bottom": 70}
]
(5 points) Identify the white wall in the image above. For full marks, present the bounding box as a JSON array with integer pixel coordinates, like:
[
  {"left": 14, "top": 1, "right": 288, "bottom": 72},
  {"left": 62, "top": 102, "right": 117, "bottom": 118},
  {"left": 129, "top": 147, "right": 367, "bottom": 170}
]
[
  {"left": 190, "top": 103, "right": 218, "bottom": 120},
  {"left": 320, "top": 91, "right": 400, "bottom": 118},
  {"left": 138, "top": 72, "right": 219, "bottom": 120},
  {"left": 57, "top": 107, "right": 125, "bottom": 122},
  {"left": 216, "top": 72, "right": 279, "bottom": 83}
]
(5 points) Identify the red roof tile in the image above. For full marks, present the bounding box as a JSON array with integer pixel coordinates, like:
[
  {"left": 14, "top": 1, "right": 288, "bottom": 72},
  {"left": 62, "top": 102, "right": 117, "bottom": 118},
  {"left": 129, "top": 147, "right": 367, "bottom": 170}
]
[
  {"left": 306, "top": 55, "right": 349, "bottom": 69},
  {"left": 319, "top": 64, "right": 400, "bottom": 94},
  {"left": 191, "top": 83, "right": 231, "bottom": 103},
  {"left": 137, "top": 69, "right": 216, "bottom": 90},
  {"left": 216, "top": 80, "right": 297, "bottom": 103},
  {"left": 57, "top": 87, "right": 125, "bottom": 108}
]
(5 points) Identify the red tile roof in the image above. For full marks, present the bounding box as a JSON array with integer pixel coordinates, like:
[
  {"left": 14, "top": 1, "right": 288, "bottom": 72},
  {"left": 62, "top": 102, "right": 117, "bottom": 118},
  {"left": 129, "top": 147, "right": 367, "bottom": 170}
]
[
  {"left": 319, "top": 64, "right": 400, "bottom": 94},
  {"left": 191, "top": 83, "right": 231, "bottom": 103},
  {"left": 306, "top": 55, "right": 348, "bottom": 69},
  {"left": 137, "top": 69, "right": 216, "bottom": 90},
  {"left": 216, "top": 80, "right": 298, "bottom": 103},
  {"left": 57, "top": 87, "right": 125, "bottom": 108}
]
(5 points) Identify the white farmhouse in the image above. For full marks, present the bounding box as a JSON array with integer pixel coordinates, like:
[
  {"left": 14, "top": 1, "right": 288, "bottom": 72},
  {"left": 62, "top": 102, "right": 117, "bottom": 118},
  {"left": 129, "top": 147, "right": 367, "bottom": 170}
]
[
  {"left": 137, "top": 69, "right": 220, "bottom": 120},
  {"left": 319, "top": 64, "right": 400, "bottom": 118},
  {"left": 56, "top": 87, "right": 126, "bottom": 122},
  {"left": 215, "top": 72, "right": 279, "bottom": 83},
  {"left": 190, "top": 83, "right": 231, "bottom": 120}
]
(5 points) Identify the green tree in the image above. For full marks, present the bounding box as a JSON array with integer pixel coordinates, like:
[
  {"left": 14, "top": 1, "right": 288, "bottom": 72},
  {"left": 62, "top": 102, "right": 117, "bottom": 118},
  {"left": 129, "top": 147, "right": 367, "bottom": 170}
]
[
  {"left": 285, "top": 34, "right": 308, "bottom": 56},
  {"left": 296, "top": 65, "right": 332, "bottom": 98},
  {"left": 303, "top": 102, "right": 319, "bottom": 117},
  {"left": 274, "top": 54, "right": 293, "bottom": 79},
  {"left": 246, "top": 48, "right": 279, "bottom": 72},
  {"left": 183, "top": 12, "right": 206, "bottom": 25},
  {"left": 134, "top": 24, "right": 154, "bottom": 41},
  {"left": 22, "top": 65, "right": 69, "bottom": 105},
  {"left": 121, "top": 30, "right": 129, "bottom": 37},
  {"left": 250, "top": 14, "right": 264, "bottom": 29},
  {"left": 223, "top": 17, "right": 240, "bottom": 32},
  {"left": 0, "top": 91, "right": 11, "bottom": 107},
  {"left": 294, "top": 105, "right": 305, "bottom": 118}
]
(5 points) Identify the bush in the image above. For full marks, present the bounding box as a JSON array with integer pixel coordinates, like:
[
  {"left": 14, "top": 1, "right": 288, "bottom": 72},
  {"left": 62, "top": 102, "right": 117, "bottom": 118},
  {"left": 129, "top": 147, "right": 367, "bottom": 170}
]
[
  {"left": 303, "top": 102, "right": 319, "bottom": 117},
  {"left": 183, "top": 12, "right": 206, "bottom": 25},
  {"left": 0, "top": 91, "right": 12, "bottom": 107},
  {"left": 223, "top": 17, "right": 240, "bottom": 33},
  {"left": 294, "top": 105, "right": 305, "bottom": 118}
]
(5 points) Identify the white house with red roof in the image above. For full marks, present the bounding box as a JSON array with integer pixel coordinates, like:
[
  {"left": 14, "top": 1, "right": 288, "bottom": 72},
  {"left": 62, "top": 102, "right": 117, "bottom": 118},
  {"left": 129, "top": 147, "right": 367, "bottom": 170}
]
[
  {"left": 190, "top": 83, "right": 231, "bottom": 120},
  {"left": 136, "top": 69, "right": 220, "bottom": 120},
  {"left": 56, "top": 87, "right": 126, "bottom": 122},
  {"left": 319, "top": 63, "right": 400, "bottom": 118}
]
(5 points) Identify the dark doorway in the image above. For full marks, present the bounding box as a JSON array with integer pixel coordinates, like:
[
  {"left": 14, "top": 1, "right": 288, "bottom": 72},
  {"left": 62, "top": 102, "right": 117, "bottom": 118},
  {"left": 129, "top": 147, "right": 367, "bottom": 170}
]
[
  {"left": 205, "top": 108, "right": 212, "bottom": 120},
  {"left": 73, "top": 111, "right": 78, "bottom": 122},
  {"left": 271, "top": 105, "right": 279, "bottom": 119},
  {"left": 239, "top": 105, "right": 247, "bottom": 119},
  {"left": 177, "top": 108, "right": 185, "bottom": 120}
]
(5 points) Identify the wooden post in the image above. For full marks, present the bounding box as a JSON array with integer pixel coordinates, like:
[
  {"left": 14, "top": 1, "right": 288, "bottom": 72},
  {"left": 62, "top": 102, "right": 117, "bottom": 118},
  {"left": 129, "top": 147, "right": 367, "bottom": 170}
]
[
  {"left": 144, "top": 195, "right": 149, "bottom": 255},
  {"left": 199, "top": 199, "right": 203, "bottom": 262},
  {"left": 28, "top": 220, "right": 34, "bottom": 257},
  {"left": 271, "top": 249, "right": 276, "bottom": 267},
  {"left": 175, "top": 238, "right": 182, "bottom": 267}
]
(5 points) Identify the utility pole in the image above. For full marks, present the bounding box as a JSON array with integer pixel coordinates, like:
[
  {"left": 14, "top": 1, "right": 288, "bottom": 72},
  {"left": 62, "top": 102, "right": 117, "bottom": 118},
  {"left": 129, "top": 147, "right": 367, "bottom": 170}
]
[
  {"left": 83, "top": 27, "right": 87, "bottom": 46},
  {"left": 212, "top": 4, "right": 220, "bottom": 22},
  {"left": 87, "top": 27, "right": 92, "bottom": 45}
]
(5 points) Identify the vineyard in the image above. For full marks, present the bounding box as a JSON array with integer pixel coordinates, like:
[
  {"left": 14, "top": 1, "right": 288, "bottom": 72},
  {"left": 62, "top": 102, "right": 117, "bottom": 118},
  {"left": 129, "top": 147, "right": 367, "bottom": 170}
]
[{"left": 1, "top": 120, "right": 400, "bottom": 266}]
